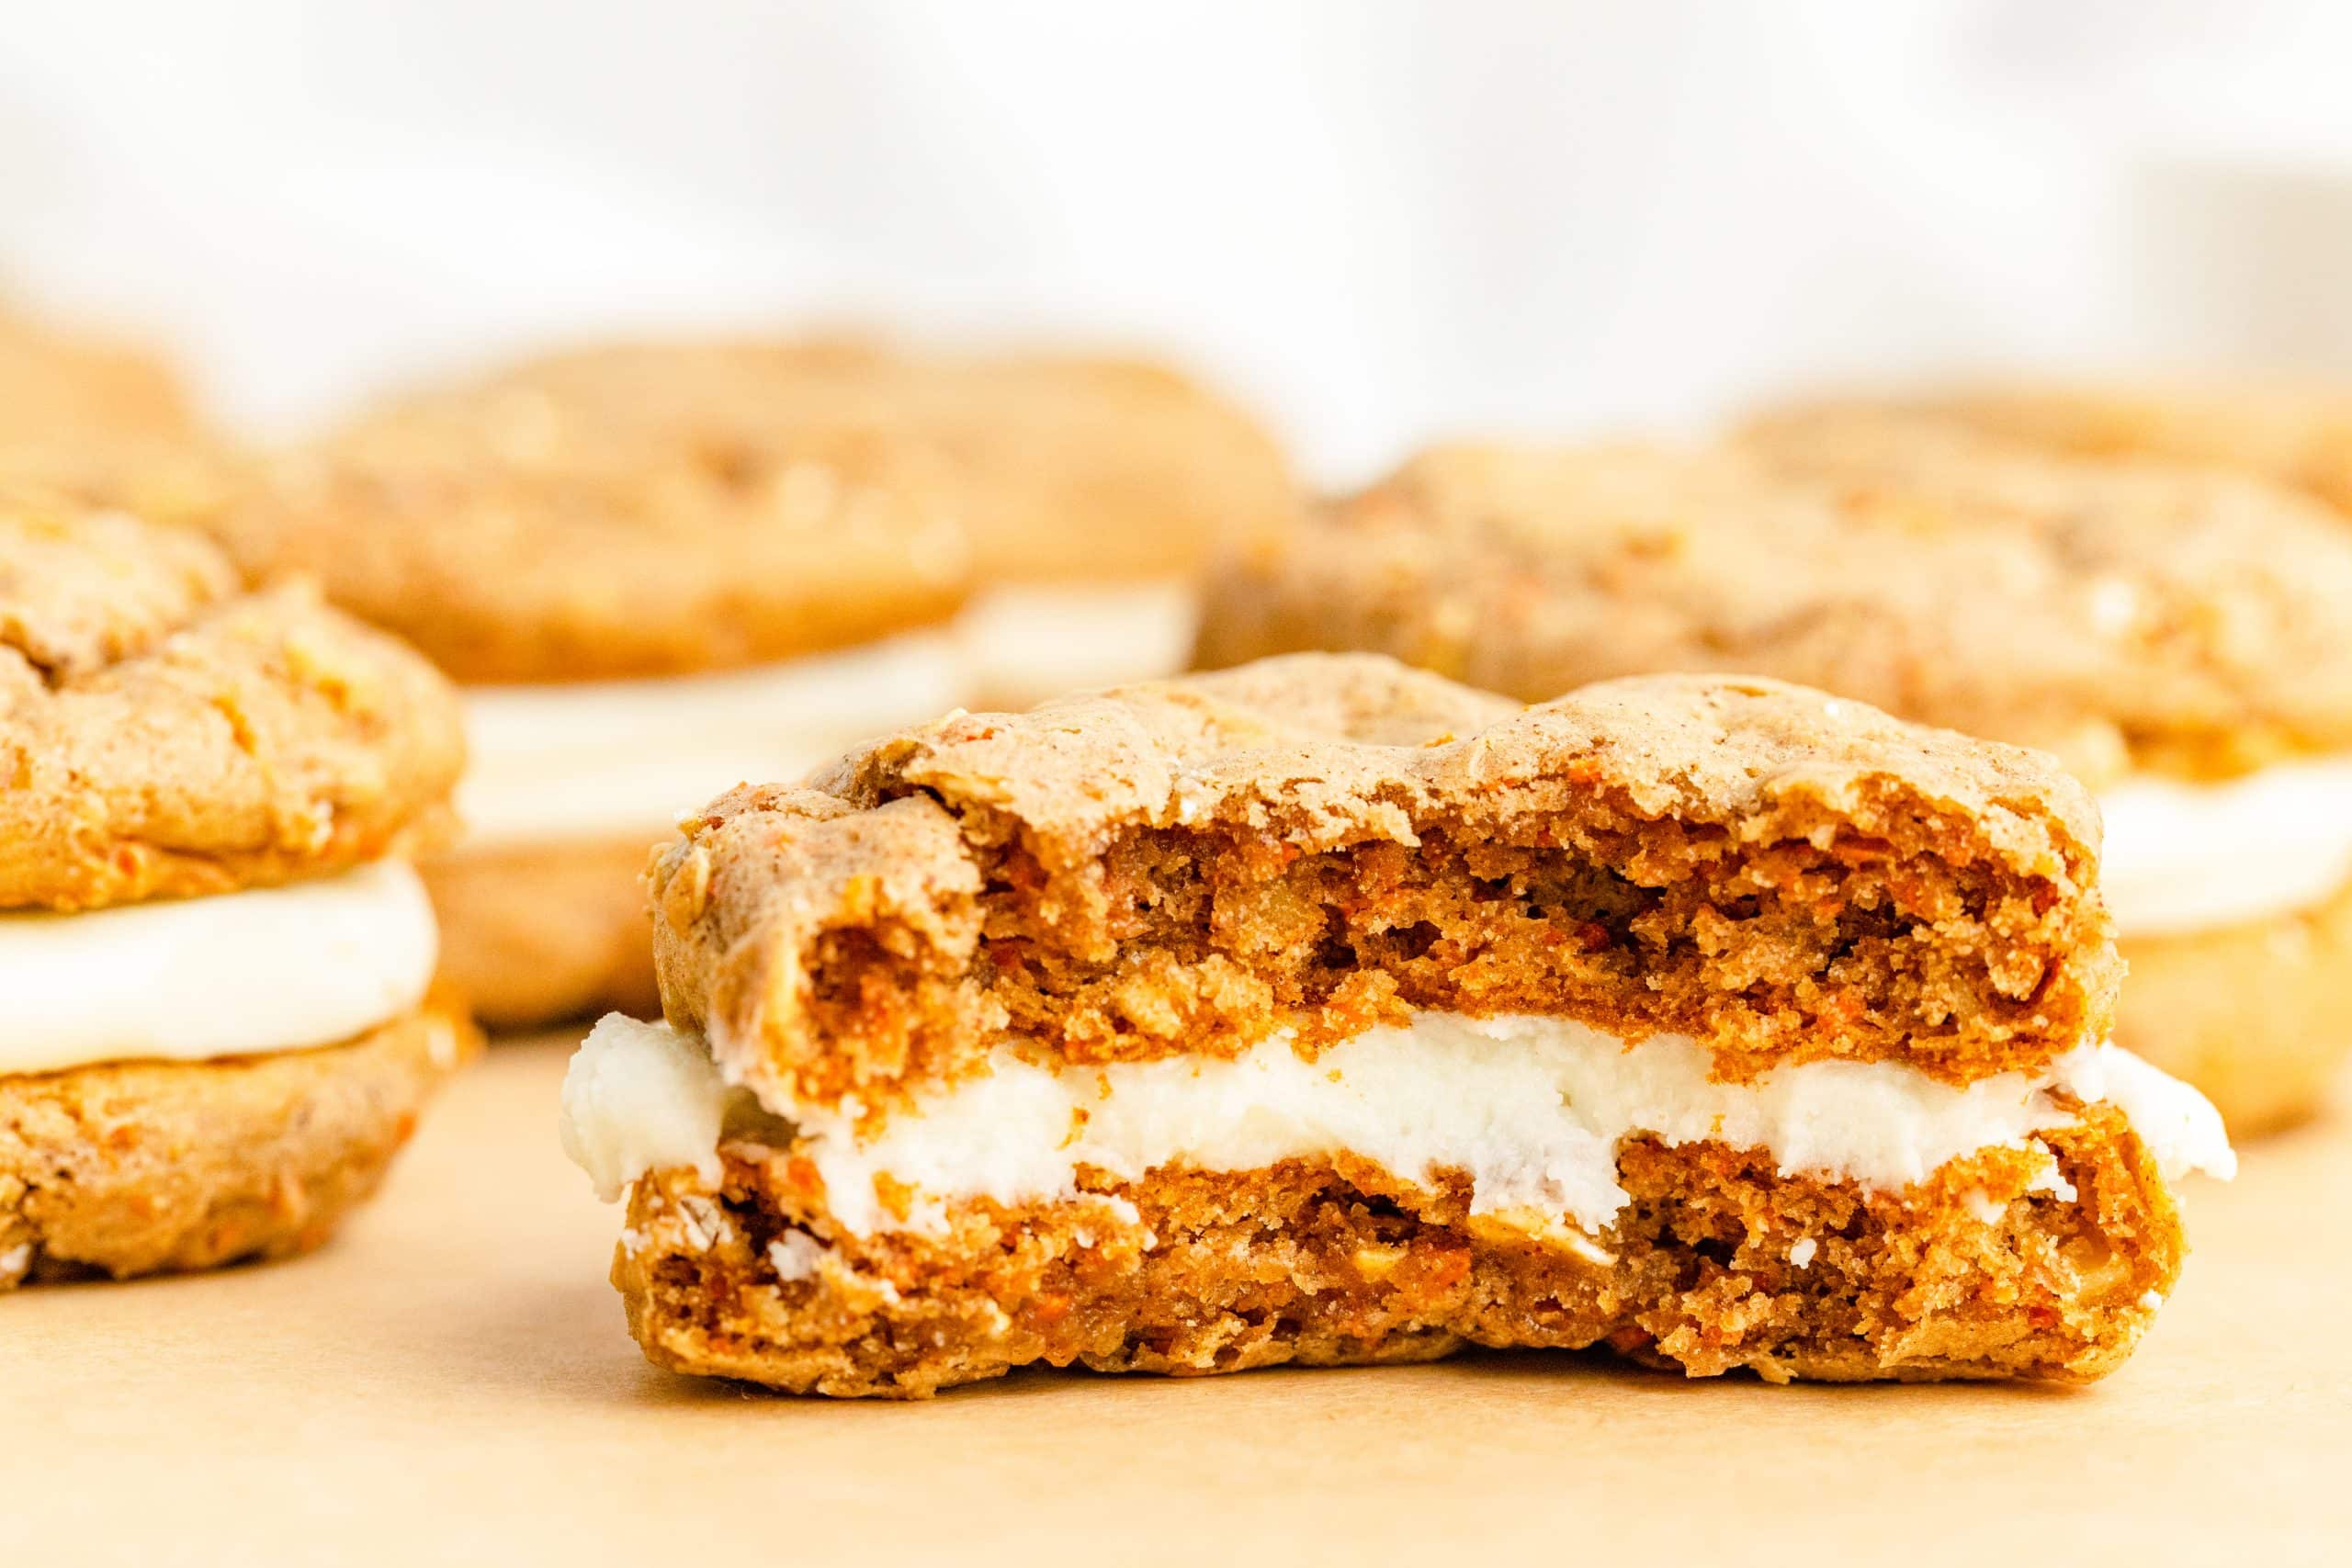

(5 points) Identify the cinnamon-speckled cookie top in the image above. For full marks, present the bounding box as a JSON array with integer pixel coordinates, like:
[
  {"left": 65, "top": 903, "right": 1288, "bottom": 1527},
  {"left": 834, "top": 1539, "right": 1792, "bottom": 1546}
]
[
  {"left": 204, "top": 343, "right": 974, "bottom": 683},
  {"left": 0, "top": 488, "right": 465, "bottom": 909},
  {"left": 1197, "top": 422, "right": 2352, "bottom": 785},
  {"left": 650, "top": 653, "right": 2114, "bottom": 1111}
]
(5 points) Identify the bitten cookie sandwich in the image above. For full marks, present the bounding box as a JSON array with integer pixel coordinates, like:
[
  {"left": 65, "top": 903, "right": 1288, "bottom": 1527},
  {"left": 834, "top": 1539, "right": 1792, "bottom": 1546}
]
[
  {"left": 206, "top": 346, "right": 975, "bottom": 1028},
  {"left": 1198, "top": 421, "right": 2352, "bottom": 1132},
  {"left": 0, "top": 489, "right": 477, "bottom": 1289},
  {"left": 561, "top": 654, "right": 2230, "bottom": 1396},
  {"left": 505, "top": 339, "right": 1298, "bottom": 707}
]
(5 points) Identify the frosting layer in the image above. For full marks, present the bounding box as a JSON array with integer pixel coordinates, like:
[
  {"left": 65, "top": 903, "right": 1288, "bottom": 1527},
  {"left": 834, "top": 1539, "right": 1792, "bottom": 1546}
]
[
  {"left": 0, "top": 860, "right": 438, "bottom": 1075},
  {"left": 560, "top": 1010, "right": 2233, "bottom": 1233},
  {"left": 956, "top": 578, "right": 1198, "bottom": 705},
  {"left": 2099, "top": 752, "right": 2352, "bottom": 937},
  {"left": 456, "top": 629, "right": 966, "bottom": 847}
]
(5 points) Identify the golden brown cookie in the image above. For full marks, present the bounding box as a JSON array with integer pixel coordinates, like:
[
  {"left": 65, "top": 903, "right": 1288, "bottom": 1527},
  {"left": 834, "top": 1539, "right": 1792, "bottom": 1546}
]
[
  {"left": 211, "top": 358, "right": 972, "bottom": 685},
  {"left": 0, "top": 489, "right": 467, "bottom": 910},
  {"left": 1197, "top": 432, "right": 2352, "bottom": 784},
  {"left": 617, "top": 1105, "right": 2177, "bottom": 1395},
  {"left": 790, "top": 340, "right": 1297, "bottom": 705},
  {"left": 456, "top": 338, "right": 1296, "bottom": 708},
  {"left": 1, "top": 491, "right": 474, "bottom": 1289},
  {"left": 498, "top": 337, "right": 1296, "bottom": 584},
  {"left": 651, "top": 655, "right": 2112, "bottom": 1103},
  {"left": 0, "top": 994, "right": 480, "bottom": 1287},
  {"left": 563, "top": 654, "right": 2231, "bottom": 1394},
  {"left": 1198, "top": 420, "right": 2352, "bottom": 1131}
]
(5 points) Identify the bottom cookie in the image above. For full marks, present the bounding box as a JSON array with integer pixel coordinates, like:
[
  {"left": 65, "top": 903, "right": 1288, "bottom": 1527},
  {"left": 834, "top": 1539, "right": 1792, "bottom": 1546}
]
[
  {"left": 425, "top": 838, "right": 662, "bottom": 1030},
  {"left": 615, "top": 1106, "right": 2181, "bottom": 1397},
  {"left": 2118, "top": 871, "right": 2352, "bottom": 1135},
  {"left": 0, "top": 996, "right": 480, "bottom": 1289}
]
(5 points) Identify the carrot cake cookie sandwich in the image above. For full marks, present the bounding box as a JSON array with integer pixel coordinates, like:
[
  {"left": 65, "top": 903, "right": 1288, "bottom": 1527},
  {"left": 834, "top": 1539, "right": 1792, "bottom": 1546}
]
[
  {"left": 561, "top": 653, "right": 2230, "bottom": 1394},
  {"left": 1, "top": 488, "right": 477, "bottom": 1288}
]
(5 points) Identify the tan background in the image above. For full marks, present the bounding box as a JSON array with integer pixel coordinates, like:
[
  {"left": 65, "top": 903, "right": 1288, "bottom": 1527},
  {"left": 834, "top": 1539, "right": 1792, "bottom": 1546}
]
[{"left": 6, "top": 1036, "right": 2346, "bottom": 1566}]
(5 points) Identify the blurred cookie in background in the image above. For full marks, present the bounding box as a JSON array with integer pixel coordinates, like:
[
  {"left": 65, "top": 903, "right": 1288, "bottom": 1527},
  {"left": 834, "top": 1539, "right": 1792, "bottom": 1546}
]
[
  {"left": 1197, "top": 412, "right": 2352, "bottom": 1134},
  {"left": 0, "top": 301, "right": 200, "bottom": 451},
  {"left": 211, "top": 345, "right": 974, "bottom": 1029},
  {"left": 1895, "top": 379, "right": 2352, "bottom": 518},
  {"left": 504, "top": 338, "right": 1299, "bottom": 707},
  {"left": 861, "top": 348, "right": 1296, "bottom": 707},
  {"left": 0, "top": 299, "right": 235, "bottom": 527}
]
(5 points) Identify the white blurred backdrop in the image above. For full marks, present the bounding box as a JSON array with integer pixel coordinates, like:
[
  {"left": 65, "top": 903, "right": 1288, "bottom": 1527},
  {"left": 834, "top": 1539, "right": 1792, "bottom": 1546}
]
[{"left": 5, "top": 0, "right": 2352, "bottom": 482}]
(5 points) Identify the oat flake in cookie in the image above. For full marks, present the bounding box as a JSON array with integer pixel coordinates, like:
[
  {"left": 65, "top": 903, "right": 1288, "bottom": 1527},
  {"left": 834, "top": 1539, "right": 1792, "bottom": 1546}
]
[
  {"left": 0, "top": 487, "right": 479, "bottom": 1289},
  {"left": 561, "top": 653, "right": 2230, "bottom": 1395}
]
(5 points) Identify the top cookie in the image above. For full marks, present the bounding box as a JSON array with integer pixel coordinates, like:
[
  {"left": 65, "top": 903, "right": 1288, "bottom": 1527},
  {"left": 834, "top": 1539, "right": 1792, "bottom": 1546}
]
[
  {"left": 204, "top": 344, "right": 974, "bottom": 683},
  {"left": 0, "top": 306, "right": 198, "bottom": 453},
  {"left": 1887, "top": 379, "right": 2352, "bottom": 517},
  {"left": 1196, "top": 422, "right": 2352, "bottom": 784},
  {"left": 648, "top": 652, "right": 2112, "bottom": 1116},
  {"left": 497, "top": 338, "right": 1297, "bottom": 583},
  {"left": 0, "top": 486, "right": 466, "bottom": 910}
]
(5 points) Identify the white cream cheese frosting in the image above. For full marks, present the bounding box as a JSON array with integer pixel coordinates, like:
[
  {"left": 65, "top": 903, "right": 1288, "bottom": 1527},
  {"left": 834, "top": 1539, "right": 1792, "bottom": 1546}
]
[
  {"left": 560, "top": 1010, "right": 2234, "bottom": 1235},
  {"left": 455, "top": 628, "right": 967, "bottom": 848},
  {"left": 0, "top": 859, "right": 438, "bottom": 1076},
  {"left": 2098, "top": 751, "right": 2352, "bottom": 937},
  {"left": 560, "top": 1014, "right": 730, "bottom": 1198},
  {"left": 955, "top": 578, "right": 1200, "bottom": 706}
]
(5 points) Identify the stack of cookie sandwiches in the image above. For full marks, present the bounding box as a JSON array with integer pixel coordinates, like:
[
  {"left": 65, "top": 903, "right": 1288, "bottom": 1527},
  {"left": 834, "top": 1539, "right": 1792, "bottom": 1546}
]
[
  {"left": 1198, "top": 419, "right": 2352, "bottom": 1132},
  {"left": 205, "top": 344, "right": 976, "bottom": 1028},
  {"left": 560, "top": 654, "right": 2230, "bottom": 1395},
  {"left": 1, "top": 488, "right": 478, "bottom": 1289}
]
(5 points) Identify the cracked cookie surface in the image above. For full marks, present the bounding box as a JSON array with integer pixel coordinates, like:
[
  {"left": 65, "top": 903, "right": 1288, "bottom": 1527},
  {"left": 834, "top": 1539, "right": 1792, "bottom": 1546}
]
[{"left": 0, "top": 487, "right": 465, "bottom": 909}]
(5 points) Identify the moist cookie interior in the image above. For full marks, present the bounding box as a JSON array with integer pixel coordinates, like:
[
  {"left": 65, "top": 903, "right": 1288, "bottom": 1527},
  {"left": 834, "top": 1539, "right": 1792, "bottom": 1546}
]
[
  {"left": 775, "top": 780, "right": 2104, "bottom": 1108},
  {"left": 617, "top": 1100, "right": 2180, "bottom": 1397}
]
